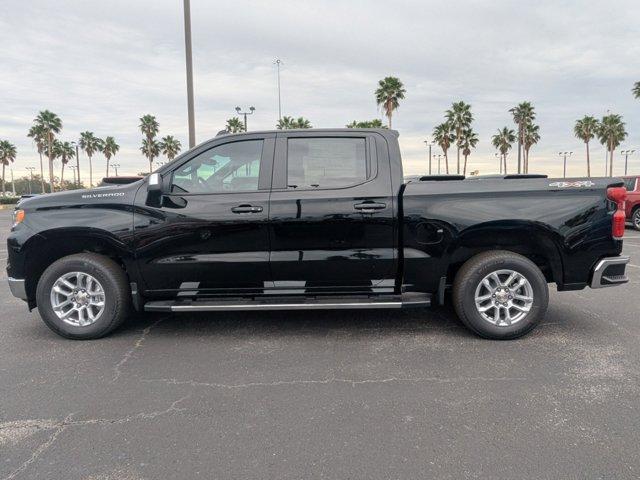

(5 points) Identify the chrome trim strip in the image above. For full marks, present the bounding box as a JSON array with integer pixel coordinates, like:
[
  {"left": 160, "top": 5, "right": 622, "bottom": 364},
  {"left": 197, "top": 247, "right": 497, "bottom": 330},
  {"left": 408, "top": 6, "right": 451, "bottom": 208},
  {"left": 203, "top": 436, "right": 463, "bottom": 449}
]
[
  {"left": 7, "top": 277, "right": 27, "bottom": 301},
  {"left": 145, "top": 301, "right": 408, "bottom": 312},
  {"left": 170, "top": 301, "right": 403, "bottom": 312},
  {"left": 590, "top": 256, "right": 630, "bottom": 289}
]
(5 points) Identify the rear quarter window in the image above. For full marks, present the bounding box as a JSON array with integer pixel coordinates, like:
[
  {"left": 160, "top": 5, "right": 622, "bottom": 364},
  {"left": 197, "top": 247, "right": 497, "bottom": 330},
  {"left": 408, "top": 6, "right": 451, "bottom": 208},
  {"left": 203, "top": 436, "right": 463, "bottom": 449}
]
[{"left": 624, "top": 177, "right": 638, "bottom": 191}]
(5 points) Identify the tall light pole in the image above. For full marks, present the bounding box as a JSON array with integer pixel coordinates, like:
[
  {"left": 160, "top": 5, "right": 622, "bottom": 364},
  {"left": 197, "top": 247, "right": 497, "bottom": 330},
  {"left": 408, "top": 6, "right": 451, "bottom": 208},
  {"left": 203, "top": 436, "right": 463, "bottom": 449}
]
[
  {"left": 274, "top": 58, "right": 283, "bottom": 121},
  {"left": 112, "top": 163, "right": 120, "bottom": 176},
  {"left": 423, "top": 140, "right": 433, "bottom": 174},
  {"left": 71, "top": 141, "right": 80, "bottom": 187},
  {"left": 183, "top": 0, "right": 196, "bottom": 148},
  {"left": 69, "top": 165, "right": 77, "bottom": 185},
  {"left": 604, "top": 108, "right": 610, "bottom": 176},
  {"left": 10, "top": 169, "right": 15, "bottom": 196},
  {"left": 621, "top": 150, "right": 635, "bottom": 176},
  {"left": 559, "top": 151, "right": 573, "bottom": 178},
  {"left": 26, "top": 166, "right": 36, "bottom": 194},
  {"left": 235, "top": 106, "right": 255, "bottom": 131},
  {"left": 435, "top": 154, "right": 442, "bottom": 174}
]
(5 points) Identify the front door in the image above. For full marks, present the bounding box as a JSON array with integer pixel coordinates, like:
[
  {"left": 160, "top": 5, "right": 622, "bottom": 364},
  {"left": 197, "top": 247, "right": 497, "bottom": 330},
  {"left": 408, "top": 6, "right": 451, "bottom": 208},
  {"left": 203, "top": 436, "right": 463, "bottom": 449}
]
[
  {"left": 134, "top": 134, "right": 274, "bottom": 296},
  {"left": 267, "top": 131, "right": 397, "bottom": 294}
]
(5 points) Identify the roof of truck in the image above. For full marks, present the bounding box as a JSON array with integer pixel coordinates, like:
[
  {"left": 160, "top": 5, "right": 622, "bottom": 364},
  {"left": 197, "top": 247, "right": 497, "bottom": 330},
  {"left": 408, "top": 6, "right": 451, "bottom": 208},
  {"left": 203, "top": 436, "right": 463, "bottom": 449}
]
[{"left": 216, "top": 127, "right": 398, "bottom": 137}]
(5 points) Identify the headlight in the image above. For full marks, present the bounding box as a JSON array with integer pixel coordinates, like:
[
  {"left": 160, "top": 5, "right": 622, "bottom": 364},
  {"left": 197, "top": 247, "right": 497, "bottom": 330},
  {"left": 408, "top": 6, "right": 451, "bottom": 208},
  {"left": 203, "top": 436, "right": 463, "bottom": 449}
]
[{"left": 12, "top": 209, "right": 25, "bottom": 227}]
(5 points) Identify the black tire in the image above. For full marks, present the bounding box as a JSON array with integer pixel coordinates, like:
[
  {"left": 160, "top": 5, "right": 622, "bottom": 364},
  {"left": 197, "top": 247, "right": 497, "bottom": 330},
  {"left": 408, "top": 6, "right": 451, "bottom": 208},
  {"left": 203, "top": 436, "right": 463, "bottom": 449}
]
[
  {"left": 633, "top": 208, "right": 640, "bottom": 231},
  {"left": 452, "top": 250, "right": 549, "bottom": 340},
  {"left": 36, "top": 253, "right": 130, "bottom": 339}
]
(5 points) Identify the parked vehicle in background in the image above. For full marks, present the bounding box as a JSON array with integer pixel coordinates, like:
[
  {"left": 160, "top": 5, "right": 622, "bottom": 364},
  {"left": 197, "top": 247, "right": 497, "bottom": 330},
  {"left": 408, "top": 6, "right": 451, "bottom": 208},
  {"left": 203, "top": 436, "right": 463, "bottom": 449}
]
[
  {"left": 98, "top": 176, "right": 144, "bottom": 187},
  {"left": 624, "top": 176, "right": 640, "bottom": 230},
  {"left": 6, "top": 129, "right": 630, "bottom": 340}
]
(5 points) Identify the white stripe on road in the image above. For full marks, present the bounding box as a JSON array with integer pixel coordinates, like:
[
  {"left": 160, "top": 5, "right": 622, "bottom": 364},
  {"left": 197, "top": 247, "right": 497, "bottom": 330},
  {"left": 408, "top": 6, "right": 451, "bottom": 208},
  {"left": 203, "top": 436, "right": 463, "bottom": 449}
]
[{"left": 628, "top": 264, "right": 640, "bottom": 269}]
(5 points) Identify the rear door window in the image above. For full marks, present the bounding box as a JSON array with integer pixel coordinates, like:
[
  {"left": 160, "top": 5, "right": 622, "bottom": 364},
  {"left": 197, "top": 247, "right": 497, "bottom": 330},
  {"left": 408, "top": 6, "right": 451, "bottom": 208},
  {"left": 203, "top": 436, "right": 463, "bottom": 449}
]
[{"left": 286, "top": 137, "right": 369, "bottom": 189}]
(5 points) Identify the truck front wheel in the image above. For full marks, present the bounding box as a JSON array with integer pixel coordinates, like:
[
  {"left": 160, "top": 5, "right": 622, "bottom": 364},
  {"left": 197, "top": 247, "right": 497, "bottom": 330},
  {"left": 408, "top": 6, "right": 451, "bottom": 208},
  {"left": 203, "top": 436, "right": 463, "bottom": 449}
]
[
  {"left": 452, "top": 251, "right": 549, "bottom": 339},
  {"left": 36, "top": 253, "right": 131, "bottom": 339}
]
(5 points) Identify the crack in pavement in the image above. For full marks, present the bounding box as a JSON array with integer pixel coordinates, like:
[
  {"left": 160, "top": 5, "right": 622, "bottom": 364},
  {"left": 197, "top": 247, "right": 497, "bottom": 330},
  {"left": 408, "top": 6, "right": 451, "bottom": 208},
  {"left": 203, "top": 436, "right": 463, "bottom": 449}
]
[
  {"left": 2, "top": 414, "right": 73, "bottom": 480},
  {"left": 0, "top": 396, "right": 190, "bottom": 480},
  {"left": 142, "top": 375, "right": 529, "bottom": 390},
  {"left": 112, "top": 316, "right": 168, "bottom": 382}
]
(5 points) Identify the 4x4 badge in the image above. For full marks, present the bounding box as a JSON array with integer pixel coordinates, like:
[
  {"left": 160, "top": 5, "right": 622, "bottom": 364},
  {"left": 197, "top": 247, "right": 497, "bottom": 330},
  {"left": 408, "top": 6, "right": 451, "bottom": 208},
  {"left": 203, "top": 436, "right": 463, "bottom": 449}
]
[{"left": 549, "top": 181, "right": 595, "bottom": 188}]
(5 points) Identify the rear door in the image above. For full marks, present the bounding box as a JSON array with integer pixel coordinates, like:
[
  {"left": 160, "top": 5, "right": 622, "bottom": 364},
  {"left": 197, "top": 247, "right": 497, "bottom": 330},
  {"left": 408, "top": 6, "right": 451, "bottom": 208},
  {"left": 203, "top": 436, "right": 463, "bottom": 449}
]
[{"left": 267, "top": 131, "right": 397, "bottom": 294}]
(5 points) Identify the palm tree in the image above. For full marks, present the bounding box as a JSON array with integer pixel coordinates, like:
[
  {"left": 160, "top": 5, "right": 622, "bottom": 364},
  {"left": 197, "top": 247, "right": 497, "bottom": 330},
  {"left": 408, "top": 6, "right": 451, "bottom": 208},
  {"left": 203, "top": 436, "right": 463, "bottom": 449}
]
[
  {"left": 459, "top": 128, "right": 479, "bottom": 176},
  {"left": 276, "top": 116, "right": 295, "bottom": 129},
  {"left": 27, "top": 124, "right": 47, "bottom": 193},
  {"left": 159, "top": 135, "right": 182, "bottom": 161},
  {"left": 633, "top": 81, "right": 640, "bottom": 99},
  {"left": 34, "top": 110, "right": 62, "bottom": 192},
  {"left": 53, "top": 140, "right": 75, "bottom": 187},
  {"left": 276, "top": 116, "right": 312, "bottom": 129},
  {"left": 225, "top": 117, "right": 246, "bottom": 133},
  {"left": 432, "top": 122, "right": 455, "bottom": 174},
  {"left": 445, "top": 101, "right": 473, "bottom": 174},
  {"left": 509, "top": 102, "right": 535, "bottom": 174},
  {"left": 375, "top": 76, "right": 406, "bottom": 128},
  {"left": 292, "top": 117, "right": 312, "bottom": 129},
  {"left": 491, "top": 127, "right": 516, "bottom": 174},
  {"left": 597, "top": 114, "right": 628, "bottom": 177},
  {"left": 0, "top": 140, "right": 17, "bottom": 195},
  {"left": 79, "top": 131, "right": 101, "bottom": 187},
  {"left": 522, "top": 123, "right": 540, "bottom": 173},
  {"left": 141, "top": 138, "right": 160, "bottom": 172},
  {"left": 346, "top": 119, "right": 386, "bottom": 128},
  {"left": 139, "top": 115, "right": 160, "bottom": 172},
  {"left": 574, "top": 116, "right": 599, "bottom": 177},
  {"left": 100, "top": 136, "right": 120, "bottom": 177}
]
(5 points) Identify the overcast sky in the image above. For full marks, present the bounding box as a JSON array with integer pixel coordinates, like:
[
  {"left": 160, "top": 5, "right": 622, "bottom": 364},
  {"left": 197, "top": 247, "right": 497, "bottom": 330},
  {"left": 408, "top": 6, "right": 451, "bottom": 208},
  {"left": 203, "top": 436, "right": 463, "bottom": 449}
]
[{"left": 1, "top": 0, "right": 639, "bottom": 181}]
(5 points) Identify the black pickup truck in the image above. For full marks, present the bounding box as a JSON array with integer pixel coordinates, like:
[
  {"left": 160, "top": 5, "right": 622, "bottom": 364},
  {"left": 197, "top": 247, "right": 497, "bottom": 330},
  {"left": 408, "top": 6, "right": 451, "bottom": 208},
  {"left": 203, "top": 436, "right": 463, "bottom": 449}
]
[{"left": 6, "top": 129, "right": 630, "bottom": 340}]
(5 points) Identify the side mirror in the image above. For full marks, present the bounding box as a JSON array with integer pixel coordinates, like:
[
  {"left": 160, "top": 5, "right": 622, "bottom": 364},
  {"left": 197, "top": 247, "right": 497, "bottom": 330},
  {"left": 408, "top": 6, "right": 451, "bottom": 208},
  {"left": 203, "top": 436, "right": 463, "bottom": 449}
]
[{"left": 146, "top": 173, "right": 164, "bottom": 207}]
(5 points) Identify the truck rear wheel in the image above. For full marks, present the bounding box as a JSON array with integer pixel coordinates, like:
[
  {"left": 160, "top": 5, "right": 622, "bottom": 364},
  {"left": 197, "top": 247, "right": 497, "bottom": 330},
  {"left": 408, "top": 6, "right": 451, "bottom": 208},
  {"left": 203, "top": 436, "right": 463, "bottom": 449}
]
[
  {"left": 36, "top": 253, "right": 130, "bottom": 339},
  {"left": 452, "top": 251, "right": 549, "bottom": 339}
]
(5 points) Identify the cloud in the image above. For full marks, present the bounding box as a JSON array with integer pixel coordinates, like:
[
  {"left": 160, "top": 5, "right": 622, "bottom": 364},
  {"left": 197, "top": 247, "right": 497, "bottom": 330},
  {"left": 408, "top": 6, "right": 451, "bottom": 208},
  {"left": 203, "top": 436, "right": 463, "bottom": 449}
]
[{"left": 1, "top": 0, "right": 639, "bottom": 181}]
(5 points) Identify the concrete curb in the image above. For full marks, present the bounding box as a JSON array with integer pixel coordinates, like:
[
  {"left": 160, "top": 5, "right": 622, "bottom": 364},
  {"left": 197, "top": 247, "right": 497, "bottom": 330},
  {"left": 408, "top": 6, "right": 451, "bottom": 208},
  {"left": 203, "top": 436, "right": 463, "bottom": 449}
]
[{"left": 0, "top": 204, "right": 17, "bottom": 210}]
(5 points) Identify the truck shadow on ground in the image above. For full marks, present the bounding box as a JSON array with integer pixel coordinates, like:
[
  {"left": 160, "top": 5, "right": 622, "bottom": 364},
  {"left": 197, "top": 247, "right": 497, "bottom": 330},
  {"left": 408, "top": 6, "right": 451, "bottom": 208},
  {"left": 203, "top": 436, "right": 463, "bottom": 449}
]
[
  {"left": 106, "top": 302, "right": 599, "bottom": 342},
  {"left": 113, "top": 306, "right": 474, "bottom": 339}
]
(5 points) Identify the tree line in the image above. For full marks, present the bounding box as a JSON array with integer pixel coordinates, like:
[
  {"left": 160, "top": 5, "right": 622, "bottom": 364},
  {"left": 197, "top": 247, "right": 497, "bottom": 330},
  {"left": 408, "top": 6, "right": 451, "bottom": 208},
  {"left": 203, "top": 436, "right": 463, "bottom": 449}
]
[
  {"left": 4, "top": 112, "right": 182, "bottom": 194},
  {"left": 2, "top": 80, "right": 639, "bottom": 195}
]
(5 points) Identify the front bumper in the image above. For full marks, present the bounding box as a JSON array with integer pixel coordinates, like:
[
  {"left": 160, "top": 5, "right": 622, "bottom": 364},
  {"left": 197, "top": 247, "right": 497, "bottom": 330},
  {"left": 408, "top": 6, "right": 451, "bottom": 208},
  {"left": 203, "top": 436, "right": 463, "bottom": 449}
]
[
  {"left": 590, "top": 256, "right": 630, "bottom": 289},
  {"left": 7, "top": 277, "right": 27, "bottom": 301}
]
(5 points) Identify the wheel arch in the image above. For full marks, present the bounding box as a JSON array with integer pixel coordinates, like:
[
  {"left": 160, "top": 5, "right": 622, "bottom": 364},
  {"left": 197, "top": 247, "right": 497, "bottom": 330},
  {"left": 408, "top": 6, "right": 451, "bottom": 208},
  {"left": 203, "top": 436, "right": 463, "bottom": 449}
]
[
  {"left": 23, "top": 228, "right": 135, "bottom": 308},
  {"left": 446, "top": 221, "right": 564, "bottom": 287}
]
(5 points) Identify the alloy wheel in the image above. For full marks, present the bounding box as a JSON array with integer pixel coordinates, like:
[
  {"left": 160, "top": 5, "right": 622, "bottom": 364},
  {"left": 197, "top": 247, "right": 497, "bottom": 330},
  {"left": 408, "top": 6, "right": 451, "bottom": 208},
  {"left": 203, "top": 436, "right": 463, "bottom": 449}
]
[
  {"left": 474, "top": 269, "right": 534, "bottom": 326},
  {"left": 50, "top": 272, "right": 106, "bottom": 327}
]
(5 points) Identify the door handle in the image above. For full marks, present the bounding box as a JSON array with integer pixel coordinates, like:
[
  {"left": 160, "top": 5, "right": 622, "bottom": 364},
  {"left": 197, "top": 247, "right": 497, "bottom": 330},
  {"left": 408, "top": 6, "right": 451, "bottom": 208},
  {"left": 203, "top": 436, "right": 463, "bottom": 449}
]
[
  {"left": 231, "top": 205, "right": 263, "bottom": 213},
  {"left": 354, "top": 202, "right": 386, "bottom": 213}
]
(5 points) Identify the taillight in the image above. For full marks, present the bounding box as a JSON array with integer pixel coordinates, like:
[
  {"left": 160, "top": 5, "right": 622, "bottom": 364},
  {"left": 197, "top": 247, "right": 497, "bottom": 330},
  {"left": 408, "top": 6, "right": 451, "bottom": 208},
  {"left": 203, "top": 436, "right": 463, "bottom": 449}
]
[{"left": 607, "top": 187, "right": 627, "bottom": 240}]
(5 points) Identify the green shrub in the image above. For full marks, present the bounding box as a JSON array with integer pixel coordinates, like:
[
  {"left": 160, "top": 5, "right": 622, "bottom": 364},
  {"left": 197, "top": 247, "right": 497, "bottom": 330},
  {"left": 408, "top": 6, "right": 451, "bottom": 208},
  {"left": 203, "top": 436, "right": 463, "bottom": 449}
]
[{"left": 0, "top": 197, "right": 20, "bottom": 205}]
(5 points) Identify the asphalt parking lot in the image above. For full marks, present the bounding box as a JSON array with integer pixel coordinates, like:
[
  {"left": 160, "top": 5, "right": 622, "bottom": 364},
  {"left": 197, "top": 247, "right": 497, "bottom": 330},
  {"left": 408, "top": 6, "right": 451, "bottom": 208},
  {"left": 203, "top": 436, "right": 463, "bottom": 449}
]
[{"left": 1, "top": 209, "right": 639, "bottom": 479}]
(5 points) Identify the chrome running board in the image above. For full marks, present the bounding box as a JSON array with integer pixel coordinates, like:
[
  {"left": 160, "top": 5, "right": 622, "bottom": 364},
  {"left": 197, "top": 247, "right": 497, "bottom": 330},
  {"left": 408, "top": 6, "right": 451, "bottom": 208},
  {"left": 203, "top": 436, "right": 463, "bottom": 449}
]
[{"left": 144, "top": 293, "right": 430, "bottom": 313}]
